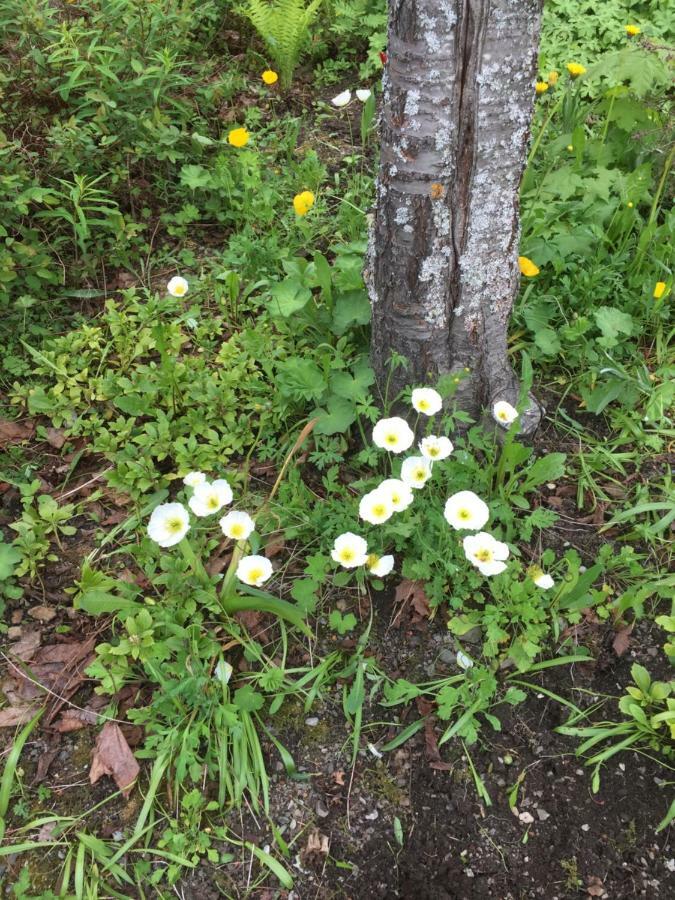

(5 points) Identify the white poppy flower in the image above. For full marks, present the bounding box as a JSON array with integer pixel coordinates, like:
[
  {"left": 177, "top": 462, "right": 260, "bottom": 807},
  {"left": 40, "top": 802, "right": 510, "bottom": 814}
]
[
  {"left": 167, "top": 276, "right": 188, "bottom": 297},
  {"left": 359, "top": 489, "right": 394, "bottom": 525},
  {"left": 493, "top": 400, "right": 518, "bottom": 426},
  {"left": 183, "top": 471, "right": 207, "bottom": 487},
  {"left": 378, "top": 478, "right": 414, "bottom": 512},
  {"left": 456, "top": 650, "right": 474, "bottom": 670},
  {"left": 367, "top": 554, "right": 394, "bottom": 577},
  {"left": 331, "top": 532, "right": 368, "bottom": 569},
  {"left": 419, "top": 435, "right": 454, "bottom": 461},
  {"left": 533, "top": 572, "right": 555, "bottom": 590},
  {"left": 400, "top": 456, "right": 432, "bottom": 489},
  {"left": 372, "top": 417, "right": 415, "bottom": 454},
  {"left": 188, "top": 478, "right": 233, "bottom": 517},
  {"left": 411, "top": 387, "right": 442, "bottom": 416},
  {"left": 463, "top": 532, "right": 510, "bottom": 576},
  {"left": 443, "top": 490, "right": 490, "bottom": 531},
  {"left": 214, "top": 659, "right": 233, "bottom": 685},
  {"left": 219, "top": 510, "right": 255, "bottom": 541},
  {"left": 147, "top": 502, "right": 190, "bottom": 548},
  {"left": 236, "top": 554, "right": 273, "bottom": 587},
  {"left": 331, "top": 89, "right": 352, "bottom": 107},
  {"left": 356, "top": 89, "right": 371, "bottom": 102}
]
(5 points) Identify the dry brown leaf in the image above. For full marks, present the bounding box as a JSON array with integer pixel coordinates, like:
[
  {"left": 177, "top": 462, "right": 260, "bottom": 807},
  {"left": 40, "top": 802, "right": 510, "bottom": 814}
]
[
  {"left": 8, "top": 630, "right": 42, "bottom": 661},
  {"left": 0, "top": 704, "right": 39, "bottom": 727},
  {"left": 45, "top": 427, "right": 67, "bottom": 449},
  {"left": 612, "top": 623, "right": 633, "bottom": 657},
  {"left": 300, "top": 829, "right": 330, "bottom": 866},
  {"left": 264, "top": 534, "right": 286, "bottom": 558},
  {"left": 29, "top": 606, "right": 57, "bottom": 623},
  {"left": 0, "top": 418, "right": 35, "bottom": 447},
  {"left": 393, "top": 579, "right": 430, "bottom": 623},
  {"left": 90, "top": 722, "right": 140, "bottom": 797},
  {"left": 333, "top": 770, "right": 346, "bottom": 786},
  {"left": 587, "top": 876, "right": 605, "bottom": 897},
  {"left": 56, "top": 708, "right": 100, "bottom": 732}
]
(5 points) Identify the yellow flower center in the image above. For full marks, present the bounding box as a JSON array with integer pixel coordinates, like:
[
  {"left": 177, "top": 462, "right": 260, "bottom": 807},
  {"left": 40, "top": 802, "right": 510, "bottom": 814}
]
[
  {"left": 207, "top": 496, "right": 219, "bottom": 509},
  {"left": 339, "top": 548, "right": 355, "bottom": 563},
  {"left": 366, "top": 554, "right": 379, "bottom": 568},
  {"left": 167, "top": 518, "right": 184, "bottom": 534},
  {"left": 458, "top": 508, "right": 471, "bottom": 520},
  {"left": 248, "top": 567, "right": 263, "bottom": 582},
  {"left": 428, "top": 446, "right": 439, "bottom": 458},
  {"left": 174, "top": 284, "right": 186, "bottom": 296},
  {"left": 418, "top": 399, "right": 429, "bottom": 411},
  {"left": 475, "top": 549, "right": 493, "bottom": 562},
  {"left": 385, "top": 433, "right": 398, "bottom": 446},
  {"left": 414, "top": 469, "right": 426, "bottom": 481},
  {"left": 391, "top": 492, "right": 401, "bottom": 504},
  {"left": 231, "top": 524, "right": 244, "bottom": 538},
  {"left": 372, "top": 503, "right": 387, "bottom": 517},
  {"left": 498, "top": 410, "right": 508, "bottom": 421}
]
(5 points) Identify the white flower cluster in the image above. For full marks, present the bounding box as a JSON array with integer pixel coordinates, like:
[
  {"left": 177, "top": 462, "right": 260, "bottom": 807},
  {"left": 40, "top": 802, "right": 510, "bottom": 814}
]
[
  {"left": 147, "top": 472, "right": 271, "bottom": 587},
  {"left": 332, "top": 387, "right": 553, "bottom": 587}
]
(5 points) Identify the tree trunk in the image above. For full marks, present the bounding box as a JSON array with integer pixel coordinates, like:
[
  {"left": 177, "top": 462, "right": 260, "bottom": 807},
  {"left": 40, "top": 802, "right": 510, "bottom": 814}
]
[{"left": 367, "top": 0, "right": 544, "bottom": 433}]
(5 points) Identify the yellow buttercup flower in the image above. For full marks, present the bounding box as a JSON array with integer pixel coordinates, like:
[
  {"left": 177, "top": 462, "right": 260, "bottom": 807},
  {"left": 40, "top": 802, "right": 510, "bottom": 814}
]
[
  {"left": 653, "top": 281, "right": 667, "bottom": 299},
  {"left": 548, "top": 70, "right": 559, "bottom": 86},
  {"left": 293, "top": 190, "right": 315, "bottom": 216},
  {"left": 625, "top": 24, "right": 641, "bottom": 36},
  {"left": 518, "top": 256, "right": 540, "bottom": 278},
  {"left": 566, "top": 63, "right": 586, "bottom": 78},
  {"left": 262, "top": 69, "right": 278, "bottom": 85},
  {"left": 535, "top": 81, "right": 549, "bottom": 95},
  {"left": 228, "top": 127, "right": 250, "bottom": 148}
]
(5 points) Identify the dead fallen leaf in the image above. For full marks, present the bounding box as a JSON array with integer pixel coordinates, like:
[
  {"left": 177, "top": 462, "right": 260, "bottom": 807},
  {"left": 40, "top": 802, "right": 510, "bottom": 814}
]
[
  {"left": 587, "top": 875, "right": 605, "bottom": 897},
  {"left": 0, "top": 418, "right": 35, "bottom": 447},
  {"left": 332, "top": 770, "right": 346, "bottom": 786},
  {"left": 300, "top": 829, "right": 330, "bottom": 866},
  {"left": 44, "top": 427, "right": 67, "bottom": 449},
  {"left": 392, "top": 579, "right": 430, "bottom": 626},
  {"left": 90, "top": 722, "right": 140, "bottom": 797},
  {"left": 29, "top": 606, "right": 57, "bottom": 623},
  {"left": 56, "top": 708, "right": 100, "bottom": 732},
  {"left": 612, "top": 623, "right": 633, "bottom": 657},
  {"left": 8, "top": 630, "right": 42, "bottom": 661},
  {"left": 0, "top": 704, "right": 39, "bottom": 727},
  {"left": 37, "top": 821, "right": 58, "bottom": 842},
  {"left": 264, "top": 534, "right": 286, "bottom": 559}
]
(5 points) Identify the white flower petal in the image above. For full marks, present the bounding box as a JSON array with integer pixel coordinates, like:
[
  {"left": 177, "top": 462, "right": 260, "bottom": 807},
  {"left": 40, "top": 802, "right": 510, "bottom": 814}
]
[
  {"left": 444, "top": 491, "right": 490, "bottom": 531},
  {"left": 368, "top": 554, "right": 394, "bottom": 577},
  {"left": 236, "top": 554, "right": 273, "bottom": 586},
  {"left": 372, "top": 417, "right": 415, "bottom": 454},
  {"left": 400, "top": 456, "right": 432, "bottom": 489},
  {"left": 378, "top": 478, "right": 414, "bottom": 511},
  {"left": 219, "top": 510, "right": 255, "bottom": 540},
  {"left": 456, "top": 650, "right": 474, "bottom": 670},
  {"left": 359, "top": 489, "right": 394, "bottom": 525},
  {"left": 534, "top": 573, "right": 555, "bottom": 590},
  {"left": 411, "top": 387, "right": 442, "bottom": 416},
  {"left": 493, "top": 400, "right": 518, "bottom": 426},
  {"left": 356, "top": 89, "right": 372, "bottom": 102},
  {"left": 183, "top": 471, "right": 207, "bottom": 487},
  {"left": 147, "top": 502, "right": 190, "bottom": 548},
  {"left": 331, "top": 532, "right": 368, "bottom": 569},
  {"left": 188, "top": 479, "right": 233, "bottom": 517},
  {"left": 331, "top": 89, "right": 352, "bottom": 107},
  {"left": 167, "top": 276, "right": 188, "bottom": 297},
  {"left": 419, "top": 435, "right": 454, "bottom": 461}
]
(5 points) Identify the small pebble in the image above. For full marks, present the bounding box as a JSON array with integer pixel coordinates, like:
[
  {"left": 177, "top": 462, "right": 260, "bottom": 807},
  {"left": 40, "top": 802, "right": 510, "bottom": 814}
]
[
  {"left": 305, "top": 717, "right": 319, "bottom": 727},
  {"left": 581, "top": 824, "right": 590, "bottom": 832}
]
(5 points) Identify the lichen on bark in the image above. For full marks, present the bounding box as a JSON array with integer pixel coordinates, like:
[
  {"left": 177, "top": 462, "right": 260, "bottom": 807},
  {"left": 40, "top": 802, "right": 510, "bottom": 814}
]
[{"left": 367, "top": 0, "right": 544, "bottom": 434}]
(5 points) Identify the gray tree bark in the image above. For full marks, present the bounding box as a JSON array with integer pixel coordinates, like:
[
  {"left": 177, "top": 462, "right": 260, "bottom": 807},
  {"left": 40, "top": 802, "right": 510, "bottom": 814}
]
[{"left": 367, "top": 0, "right": 544, "bottom": 433}]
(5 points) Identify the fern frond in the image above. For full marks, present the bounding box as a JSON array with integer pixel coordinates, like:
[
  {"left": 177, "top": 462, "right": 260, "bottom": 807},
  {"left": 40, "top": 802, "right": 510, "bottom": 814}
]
[{"left": 242, "top": 0, "right": 324, "bottom": 88}]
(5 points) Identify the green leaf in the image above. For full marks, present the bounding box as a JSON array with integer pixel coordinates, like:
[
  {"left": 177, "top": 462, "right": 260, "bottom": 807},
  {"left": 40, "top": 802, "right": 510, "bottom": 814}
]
[
  {"left": 329, "top": 610, "right": 357, "bottom": 634},
  {"left": 313, "top": 396, "right": 356, "bottom": 436},
  {"left": 290, "top": 579, "right": 319, "bottom": 614},
  {"left": 269, "top": 278, "right": 312, "bottom": 317},
  {"left": 179, "top": 165, "right": 212, "bottom": 190},
  {"left": 113, "top": 394, "right": 146, "bottom": 416},
  {"left": 233, "top": 685, "right": 264, "bottom": 713},
  {"left": 594, "top": 306, "right": 634, "bottom": 348},
  {"left": 534, "top": 328, "right": 561, "bottom": 356},
  {"left": 0, "top": 542, "right": 21, "bottom": 580},
  {"left": 331, "top": 290, "right": 371, "bottom": 335}
]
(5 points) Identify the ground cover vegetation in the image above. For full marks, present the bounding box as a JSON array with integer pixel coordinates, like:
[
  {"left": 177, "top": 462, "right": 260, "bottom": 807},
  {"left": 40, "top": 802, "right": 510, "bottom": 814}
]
[{"left": 0, "top": 0, "right": 673, "bottom": 896}]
